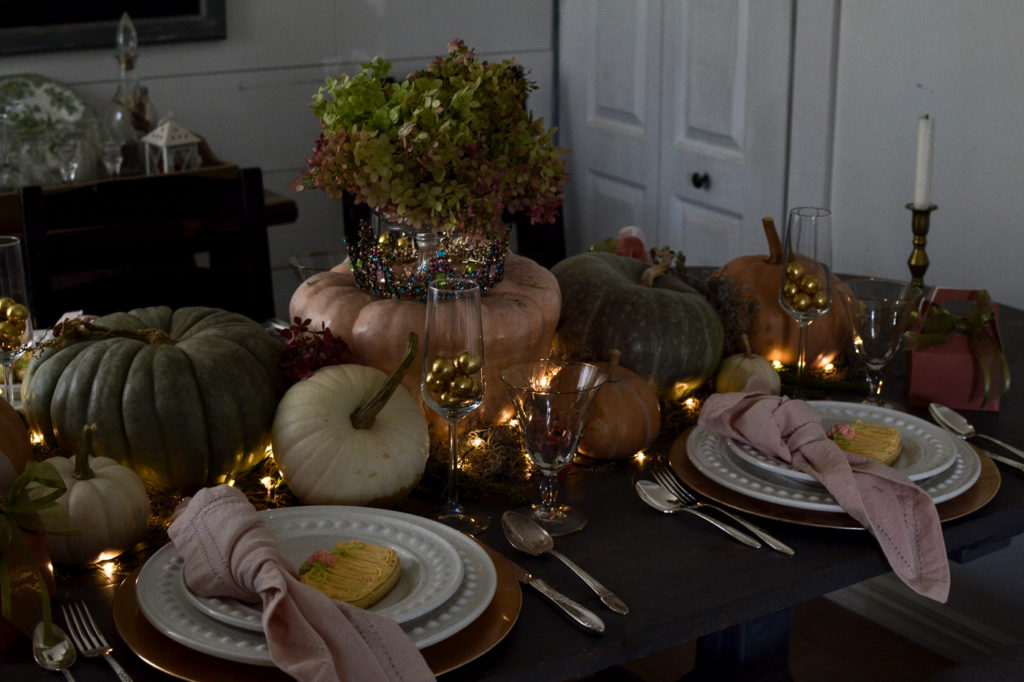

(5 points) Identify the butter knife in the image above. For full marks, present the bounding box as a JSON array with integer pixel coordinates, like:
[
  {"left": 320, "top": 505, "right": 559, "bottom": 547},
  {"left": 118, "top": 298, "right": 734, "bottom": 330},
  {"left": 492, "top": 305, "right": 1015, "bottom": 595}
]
[{"left": 507, "top": 558, "right": 605, "bottom": 633}]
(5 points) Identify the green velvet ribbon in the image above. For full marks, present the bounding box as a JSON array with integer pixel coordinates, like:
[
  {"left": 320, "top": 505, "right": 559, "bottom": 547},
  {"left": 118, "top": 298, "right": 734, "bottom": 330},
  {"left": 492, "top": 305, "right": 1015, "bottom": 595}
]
[
  {"left": 0, "top": 461, "right": 66, "bottom": 637},
  {"left": 903, "top": 290, "right": 1010, "bottom": 406}
]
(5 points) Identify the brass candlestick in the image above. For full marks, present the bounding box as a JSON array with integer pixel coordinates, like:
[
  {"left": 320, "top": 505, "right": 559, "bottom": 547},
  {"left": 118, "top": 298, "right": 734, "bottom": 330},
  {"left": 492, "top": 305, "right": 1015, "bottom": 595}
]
[{"left": 906, "top": 203, "right": 937, "bottom": 289}]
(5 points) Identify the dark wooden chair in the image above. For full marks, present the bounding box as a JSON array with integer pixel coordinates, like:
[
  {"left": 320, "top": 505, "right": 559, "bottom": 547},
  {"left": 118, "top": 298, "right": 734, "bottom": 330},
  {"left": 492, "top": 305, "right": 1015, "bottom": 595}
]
[{"left": 18, "top": 166, "right": 275, "bottom": 328}]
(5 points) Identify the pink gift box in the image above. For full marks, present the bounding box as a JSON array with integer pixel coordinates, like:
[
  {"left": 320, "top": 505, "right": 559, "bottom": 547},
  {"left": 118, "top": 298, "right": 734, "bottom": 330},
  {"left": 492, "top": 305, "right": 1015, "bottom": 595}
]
[{"left": 906, "top": 288, "right": 1003, "bottom": 412}]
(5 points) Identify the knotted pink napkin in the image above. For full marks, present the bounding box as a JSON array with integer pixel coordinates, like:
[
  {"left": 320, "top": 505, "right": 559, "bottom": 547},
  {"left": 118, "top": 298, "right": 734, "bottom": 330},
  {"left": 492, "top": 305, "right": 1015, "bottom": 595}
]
[
  {"left": 168, "top": 485, "right": 435, "bottom": 682},
  {"left": 698, "top": 380, "right": 950, "bottom": 602}
]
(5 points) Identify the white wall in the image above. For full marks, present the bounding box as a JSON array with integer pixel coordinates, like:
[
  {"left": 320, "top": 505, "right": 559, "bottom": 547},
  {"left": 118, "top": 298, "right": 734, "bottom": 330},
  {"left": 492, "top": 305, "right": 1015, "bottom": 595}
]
[
  {"left": 0, "top": 0, "right": 556, "bottom": 319},
  {"left": 829, "top": 1, "right": 1024, "bottom": 311}
]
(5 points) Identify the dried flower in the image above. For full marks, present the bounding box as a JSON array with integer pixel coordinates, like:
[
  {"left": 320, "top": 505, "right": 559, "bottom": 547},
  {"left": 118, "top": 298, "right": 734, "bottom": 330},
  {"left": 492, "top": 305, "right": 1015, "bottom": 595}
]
[
  {"left": 276, "top": 318, "right": 350, "bottom": 383},
  {"left": 294, "top": 40, "right": 568, "bottom": 237}
]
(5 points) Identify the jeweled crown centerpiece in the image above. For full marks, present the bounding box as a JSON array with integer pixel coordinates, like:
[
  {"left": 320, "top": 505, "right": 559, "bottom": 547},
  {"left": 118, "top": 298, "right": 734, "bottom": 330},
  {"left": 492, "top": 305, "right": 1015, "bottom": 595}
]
[{"left": 295, "top": 40, "right": 567, "bottom": 299}]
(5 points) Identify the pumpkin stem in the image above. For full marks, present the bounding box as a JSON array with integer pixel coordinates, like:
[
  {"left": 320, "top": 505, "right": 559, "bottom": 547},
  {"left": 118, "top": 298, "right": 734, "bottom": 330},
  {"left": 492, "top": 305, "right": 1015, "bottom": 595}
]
[
  {"left": 741, "top": 333, "right": 754, "bottom": 357},
  {"left": 607, "top": 349, "right": 622, "bottom": 382},
  {"left": 49, "top": 320, "right": 176, "bottom": 347},
  {"left": 73, "top": 424, "right": 97, "bottom": 480},
  {"left": 763, "top": 217, "right": 784, "bottom": 265},
  {"left": 640, "top": 246, "right": 675, "bottom": 287},
  {"left": 350, "top": 332, "right": 418, "bottom": 430}
]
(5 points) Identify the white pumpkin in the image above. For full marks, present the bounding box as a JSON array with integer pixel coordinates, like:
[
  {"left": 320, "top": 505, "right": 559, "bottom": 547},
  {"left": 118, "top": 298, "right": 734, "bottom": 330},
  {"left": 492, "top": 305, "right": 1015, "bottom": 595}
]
[
  {"left": 715, "top": 335, "right": 782, "bottom": 395},
  {"left": 34, "top": 425, "right": 150, "bottom": 565},
  {"left": 272, "top": 335, "right": 429, "bottom": 506}
]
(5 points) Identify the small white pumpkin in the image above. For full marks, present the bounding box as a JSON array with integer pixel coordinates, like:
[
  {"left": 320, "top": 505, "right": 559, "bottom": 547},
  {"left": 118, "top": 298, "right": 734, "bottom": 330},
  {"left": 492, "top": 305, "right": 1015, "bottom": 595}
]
[
  {"left": 715, "top": 335, "right": 782, "bottom": 395},
  {"left": 272, "top": 333, "right": 429, "bottom": 506},
  {"left": 35, "top": 425, "right": 150, "bottom": 565}
]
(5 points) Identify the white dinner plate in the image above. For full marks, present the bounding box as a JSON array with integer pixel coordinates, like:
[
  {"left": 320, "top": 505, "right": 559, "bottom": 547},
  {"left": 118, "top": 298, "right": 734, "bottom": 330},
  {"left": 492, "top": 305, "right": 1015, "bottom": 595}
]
[
  {"left": 688, "top": 420, "right": 982, "bottom": 513},
  {"left": 726, "top": 401, "right": 959, "bottom": 484},
  {"left": 180, "top": 506, "right": 463, "bottom": 630},
  {"left": 136, "top": 507, "right": 497, "bottom": 664}
]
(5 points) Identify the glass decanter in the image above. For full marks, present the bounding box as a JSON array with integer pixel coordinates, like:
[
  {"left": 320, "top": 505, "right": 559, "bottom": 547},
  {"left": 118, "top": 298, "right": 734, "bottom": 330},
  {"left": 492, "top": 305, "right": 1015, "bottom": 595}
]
[{"left": 105, "top": 12, "right": 156, "bottom": 175}]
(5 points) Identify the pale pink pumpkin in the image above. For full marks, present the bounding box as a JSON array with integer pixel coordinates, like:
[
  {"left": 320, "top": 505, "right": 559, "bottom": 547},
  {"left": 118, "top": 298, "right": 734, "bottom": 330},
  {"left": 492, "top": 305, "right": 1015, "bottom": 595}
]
[{"left": 289, "top": 253, "right": 561, "bottom": 431}]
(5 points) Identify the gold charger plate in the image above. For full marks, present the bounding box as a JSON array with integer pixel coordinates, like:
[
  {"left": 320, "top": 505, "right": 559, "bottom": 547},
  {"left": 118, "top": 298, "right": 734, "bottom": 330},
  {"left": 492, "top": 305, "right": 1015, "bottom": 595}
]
[
  {"left": 669, "top": 428, "right": 1000, "bottom": 529},
  {"left": 113, "top": 544, "right": 521, "bottom": 679}
]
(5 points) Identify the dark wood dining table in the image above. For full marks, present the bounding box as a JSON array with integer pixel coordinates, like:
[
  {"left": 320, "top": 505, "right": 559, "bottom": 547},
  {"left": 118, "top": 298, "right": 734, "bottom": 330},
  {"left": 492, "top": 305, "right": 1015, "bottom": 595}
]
[{"left": 4, "top": 300, "right": 1023, "bottom": 682}]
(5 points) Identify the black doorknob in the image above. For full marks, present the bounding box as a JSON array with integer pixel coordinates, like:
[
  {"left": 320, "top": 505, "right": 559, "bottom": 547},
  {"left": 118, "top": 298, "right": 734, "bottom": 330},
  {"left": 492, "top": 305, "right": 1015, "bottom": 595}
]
[{"left": 691, "top": 172, "right": 711, "bottom": 190}]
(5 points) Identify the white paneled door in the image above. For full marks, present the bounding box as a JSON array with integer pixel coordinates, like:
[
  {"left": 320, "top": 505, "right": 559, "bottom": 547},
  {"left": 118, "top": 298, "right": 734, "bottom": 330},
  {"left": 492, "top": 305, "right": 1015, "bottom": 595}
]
[{"left": 559, "top": 0, "right": 793, "bottom": 264}]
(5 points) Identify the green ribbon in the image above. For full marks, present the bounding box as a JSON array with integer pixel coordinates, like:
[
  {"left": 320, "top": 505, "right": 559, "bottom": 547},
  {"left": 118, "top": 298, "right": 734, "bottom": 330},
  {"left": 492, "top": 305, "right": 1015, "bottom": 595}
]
[
  {"left": 903, "top": 290, "right": 1010, "bottom": 406},
  {"left": 0, "top": 461, "right": 66, "bottom": 636}
]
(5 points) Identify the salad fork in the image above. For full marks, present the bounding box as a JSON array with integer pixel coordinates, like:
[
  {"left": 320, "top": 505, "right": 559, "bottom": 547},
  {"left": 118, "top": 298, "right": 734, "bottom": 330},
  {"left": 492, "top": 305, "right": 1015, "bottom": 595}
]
[
  {"left": 652, "top": 466, "right": 795, "bottom": 555},
  {"left": 61, "top": 601, "right": 134, "bottom": 681}
]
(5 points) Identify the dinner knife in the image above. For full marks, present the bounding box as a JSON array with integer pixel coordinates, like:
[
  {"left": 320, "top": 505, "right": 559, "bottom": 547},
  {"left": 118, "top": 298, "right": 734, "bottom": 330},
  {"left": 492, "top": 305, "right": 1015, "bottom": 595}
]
[
  {"left": 979, "top": 447, "right": 1024, "bottom": 474},
  {"left": 507, "top": 557, "right": 605, "bottom": 633}
]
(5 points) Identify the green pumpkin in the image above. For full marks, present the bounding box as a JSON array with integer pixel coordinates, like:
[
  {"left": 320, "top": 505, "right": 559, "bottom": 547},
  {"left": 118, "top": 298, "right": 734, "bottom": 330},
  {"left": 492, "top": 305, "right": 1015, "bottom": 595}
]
[
  {"left": 22, "top": 306, "right": 284, "bottom": 492},
  {"left": 551, "top": 252, "right": 723, "bottom": 399}
]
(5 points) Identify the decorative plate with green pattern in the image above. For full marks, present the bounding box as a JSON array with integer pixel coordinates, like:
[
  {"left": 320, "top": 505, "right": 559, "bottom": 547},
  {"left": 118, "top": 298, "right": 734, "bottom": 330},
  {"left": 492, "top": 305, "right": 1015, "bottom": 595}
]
[{"left": 0, "top": 73, "right": 100, "bottom": 185}]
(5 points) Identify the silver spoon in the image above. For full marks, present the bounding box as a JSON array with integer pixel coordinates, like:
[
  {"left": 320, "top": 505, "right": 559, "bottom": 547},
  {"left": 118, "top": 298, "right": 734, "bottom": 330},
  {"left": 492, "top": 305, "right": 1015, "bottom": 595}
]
[
  {"left": 929, "top": 403, "right": 1024, "bottom": 460},
  {"left": 32, "top": 621, "right": 77, "bottom": 681},
  {"left": 635, "top": 480, "right": 761, "bottom": 549},
  {"left": 501, "top": 511, "right": 629, "bottom": 614}
]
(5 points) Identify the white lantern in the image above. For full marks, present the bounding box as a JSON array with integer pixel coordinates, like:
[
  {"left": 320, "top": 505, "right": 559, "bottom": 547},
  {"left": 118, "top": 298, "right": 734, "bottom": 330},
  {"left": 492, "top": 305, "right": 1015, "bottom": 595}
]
[{"left": 142, "top": 120, "right": 201, "bottom": 174}]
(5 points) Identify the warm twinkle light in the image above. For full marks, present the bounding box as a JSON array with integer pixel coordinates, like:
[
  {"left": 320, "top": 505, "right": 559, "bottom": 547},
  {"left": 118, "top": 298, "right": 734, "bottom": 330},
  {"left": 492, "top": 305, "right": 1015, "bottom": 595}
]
[
  {"left": 772, "top": 360, "right": 784, "bottom": 371},
  {"left": 534, "top": 368, "right": 558, "bottom": 391},
  {"left": 821, "top": 362, "right": 836, "bottom": 376},
  {"left": 261, "top": 476, "right": 274, "bottom": 490},
  {"left": 99, "top": 559, "right": 117, "bottom": 579},
  {"left": 30, "top": 430, "right": 44, "bottom": 445},
  {"left": 226, "top": 479, "right": 236, "bottom": 487},
  {"left": 633, "top": 451, "right": 647, "bottom": 464},
  {"left": 669, "top": 379, "right": 703, "bottom": 402},
  {"left": 470, "top": 435, "right": 485, "bottom": 448}
]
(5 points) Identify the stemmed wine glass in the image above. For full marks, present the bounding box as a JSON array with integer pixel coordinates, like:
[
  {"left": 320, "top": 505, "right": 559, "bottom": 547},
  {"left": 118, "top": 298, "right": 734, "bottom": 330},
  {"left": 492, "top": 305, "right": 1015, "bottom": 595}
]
[
  {"left": 778, "top": 207, "right": 833, "bottom": 397},
  {"left": 500, "top": 359, "right": 608, "bottom": 536},
  {"left": 0, "top": 236, "right": 33, "bottom": 405},
  {"left": 842, "top": 277, "right": 922, "bottom": 406},
  {"left": 421, "top": 278, "right": 490, "bottom": 535}
]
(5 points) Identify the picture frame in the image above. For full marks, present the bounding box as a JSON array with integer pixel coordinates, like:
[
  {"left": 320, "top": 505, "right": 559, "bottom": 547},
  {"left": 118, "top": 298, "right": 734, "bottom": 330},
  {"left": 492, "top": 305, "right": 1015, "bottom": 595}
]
[{"left": 0, "top": 1, "right": 226, "bottom": 56}]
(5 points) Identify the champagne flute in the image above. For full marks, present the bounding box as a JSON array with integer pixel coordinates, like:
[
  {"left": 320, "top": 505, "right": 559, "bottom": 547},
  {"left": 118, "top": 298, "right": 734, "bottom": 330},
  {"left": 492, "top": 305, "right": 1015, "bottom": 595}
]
[
  {"left": 501, "top": 359, "right": 607, "bottom": 536},
  {"left": 842, "top": 277, "right": 922, "bottom": 406},
  {"left": 422, "top": 278, "right": 490, "bottom": 535},
  {"left": 0, "top": 236, "right": 33, "bottom": 405},
  {"left": 778, "top": 207, "right": 833, "bottom": 397}
]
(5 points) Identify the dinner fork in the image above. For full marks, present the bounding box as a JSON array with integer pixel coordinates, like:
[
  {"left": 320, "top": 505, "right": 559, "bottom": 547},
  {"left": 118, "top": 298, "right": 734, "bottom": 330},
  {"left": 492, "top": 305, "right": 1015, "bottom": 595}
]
[
  {"left": 61, "top": 601, "right": 134, "bottom": 681},
  {"left": 652, "top": 466, "right": 795, "bottom": 555}
]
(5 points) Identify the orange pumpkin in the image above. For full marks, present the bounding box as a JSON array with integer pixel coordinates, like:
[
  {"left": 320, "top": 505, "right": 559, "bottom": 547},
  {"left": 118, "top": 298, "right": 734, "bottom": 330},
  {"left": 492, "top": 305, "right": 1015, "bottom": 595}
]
[
  {"left": 578, "top": 350, "right": 661, "bottom": 460},
  {"left": 714, "top": 218, "right": 852, "bottom": 368},
  {"left": 0, "top": 398, "right": 33, "bottom": 493},
  {"left": 289, "top": 253, "right": 561, "bottom": 431}
]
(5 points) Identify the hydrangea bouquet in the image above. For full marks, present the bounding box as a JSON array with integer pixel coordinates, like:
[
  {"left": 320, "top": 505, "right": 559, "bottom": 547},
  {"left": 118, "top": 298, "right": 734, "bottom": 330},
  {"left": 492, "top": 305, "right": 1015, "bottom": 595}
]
[{"left": 296, "top": 40, "right": 568, "bottom": 238}]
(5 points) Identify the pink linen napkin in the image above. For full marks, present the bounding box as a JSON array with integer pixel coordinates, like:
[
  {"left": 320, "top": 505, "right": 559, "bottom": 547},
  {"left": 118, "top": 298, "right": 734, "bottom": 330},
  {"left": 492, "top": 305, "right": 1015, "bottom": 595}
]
[
  {"left": 697, "top": 379, "right": 950, "bottom": 602},
  {"left": 168, "top": 485, "right": 435, "bottom": 682}
]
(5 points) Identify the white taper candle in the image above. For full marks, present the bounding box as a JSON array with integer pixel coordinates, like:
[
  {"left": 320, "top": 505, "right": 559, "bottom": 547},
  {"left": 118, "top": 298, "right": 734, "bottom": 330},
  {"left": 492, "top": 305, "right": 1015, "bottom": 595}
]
[{"left": 913, "top": 115, "right": 934, "bottom": 209}]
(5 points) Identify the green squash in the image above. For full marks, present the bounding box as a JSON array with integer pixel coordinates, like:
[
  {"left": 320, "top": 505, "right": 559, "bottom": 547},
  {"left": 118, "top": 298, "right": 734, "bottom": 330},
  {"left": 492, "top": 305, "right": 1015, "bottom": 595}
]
[
  {"left": 551, "top": 252, "right": 723, "bottom": 399},
  {"left": 22, "top": 306, "right": 284, "bottom": 492}
]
